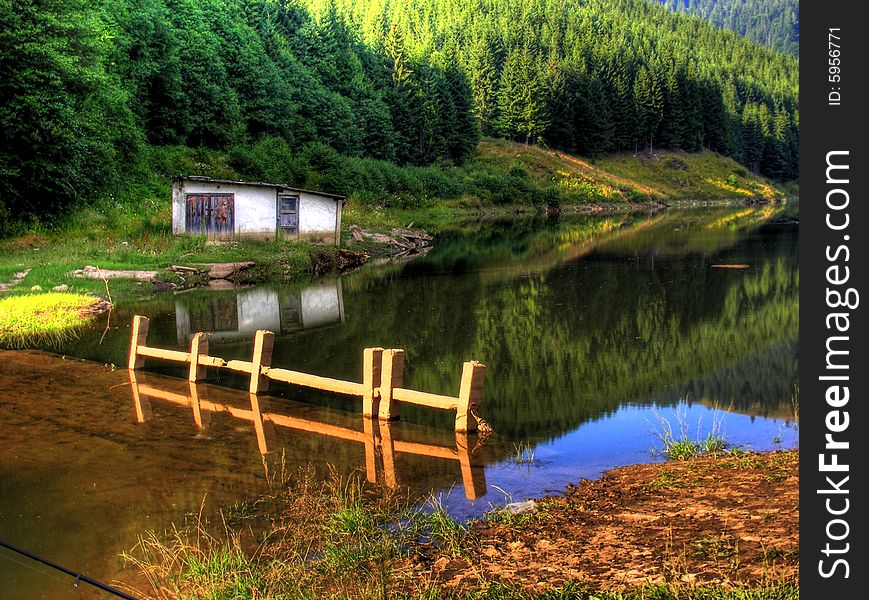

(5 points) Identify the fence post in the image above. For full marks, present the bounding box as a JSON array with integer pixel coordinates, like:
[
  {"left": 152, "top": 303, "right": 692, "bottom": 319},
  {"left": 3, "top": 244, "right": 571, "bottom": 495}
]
[
  {"left": 377, "top": 349, "right": 405, "bottom": 421},
  {"left": 249, "top": 330, "right": 275, "bottom": 394},
  {"left": 362, "top": 347, "right": 384, "bottom": 418},
  {"left": 455, "top": 361, "right": 486, "bottom": 432},
  {"left": 128, "top": 315, "right": 150, "bottom": 370},
  {"left": 188, "top": 332, "right": 209, "bottom": 382}
]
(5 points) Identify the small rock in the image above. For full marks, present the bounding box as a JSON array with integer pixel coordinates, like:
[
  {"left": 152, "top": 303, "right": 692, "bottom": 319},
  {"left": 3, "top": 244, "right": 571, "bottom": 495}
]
[
  {"left": 503, "top": 500, "right": 538, "bottom": 515},
  {"left": 51, "top": 284, "right": 69, "bottom": 292},
  {"left": 30, "top": 285, "right": 42, "bottom": 291},
  {"left": 152, "top": 281, "right": 176, "bottom": 292}
]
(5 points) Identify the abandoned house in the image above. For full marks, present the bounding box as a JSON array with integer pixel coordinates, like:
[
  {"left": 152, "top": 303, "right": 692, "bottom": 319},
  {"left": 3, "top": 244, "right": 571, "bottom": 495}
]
[{"left": 172, "top": 176, "right": 345, "bottom": 243}]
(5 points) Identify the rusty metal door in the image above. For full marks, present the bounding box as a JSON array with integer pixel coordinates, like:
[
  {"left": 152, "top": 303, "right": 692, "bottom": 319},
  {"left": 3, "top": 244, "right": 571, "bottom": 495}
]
[{"left": 186, "top": 193, "right": 235, "bottom": 236}]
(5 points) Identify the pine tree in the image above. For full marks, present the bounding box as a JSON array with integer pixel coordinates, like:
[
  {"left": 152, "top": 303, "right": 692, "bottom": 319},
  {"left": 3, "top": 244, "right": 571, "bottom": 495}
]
[
  {"left": 465, "top": 34, "right": 499, "bottom": 135},
  {"left": 497, "top": 46, "right": 548, "bottom": 145},
  {"left": 633, "top": 66, "right": 663, "bottom": 153}
]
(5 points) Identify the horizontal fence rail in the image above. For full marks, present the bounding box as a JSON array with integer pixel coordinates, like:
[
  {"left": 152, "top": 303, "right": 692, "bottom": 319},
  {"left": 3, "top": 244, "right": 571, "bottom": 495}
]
[{"left": 128, "top": 315, "right": 486, "bottom": 432}]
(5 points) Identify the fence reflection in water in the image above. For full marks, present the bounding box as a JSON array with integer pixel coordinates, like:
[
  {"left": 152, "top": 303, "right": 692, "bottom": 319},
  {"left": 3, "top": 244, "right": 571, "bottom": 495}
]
[{"left": 128, "top": 371, "right": 487, "bottom": 500}]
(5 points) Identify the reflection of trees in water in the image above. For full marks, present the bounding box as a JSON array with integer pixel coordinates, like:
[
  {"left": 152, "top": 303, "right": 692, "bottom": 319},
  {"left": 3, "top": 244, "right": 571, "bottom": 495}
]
[
  {"left": 467, "top": 233, "right": 798, "bottom": 438},
  {"left": 332, "top": 220, "right": 798, "bottom": 440},
  {"left": 676, "top": 339, "right": 798, "bottom": 419},
  {"left": 52, "top": 208, "right": 797, "bottom": 443}
]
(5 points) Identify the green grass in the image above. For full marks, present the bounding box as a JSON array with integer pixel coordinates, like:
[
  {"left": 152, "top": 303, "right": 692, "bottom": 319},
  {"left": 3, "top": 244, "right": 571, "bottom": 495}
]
[
  {"left": 509, "top": 441, "right": 537, "bottom": 466},
  {"left": 412, "top": 494, "right": 470, "bottom": 556},
  {"left": 594, "top": 150, "right": 784, "bottom": 201},
  {"left": 652, "top": 409, "right": 730, "bottom": 461},
  {"left": 0, "top": 292, "right": 106, "bottom": 347},
  {"left": 0, "top": 225, "right": 320, "bottom": 300}
]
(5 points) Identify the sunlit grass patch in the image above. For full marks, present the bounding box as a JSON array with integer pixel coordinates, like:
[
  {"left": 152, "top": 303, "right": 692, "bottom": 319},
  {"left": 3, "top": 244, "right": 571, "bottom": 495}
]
[
  {"left": 0, "top": 292, "right": 108, "bottom": 347},
  {"left": 651, "top": 408, "right": 730, "bottom": 461}
]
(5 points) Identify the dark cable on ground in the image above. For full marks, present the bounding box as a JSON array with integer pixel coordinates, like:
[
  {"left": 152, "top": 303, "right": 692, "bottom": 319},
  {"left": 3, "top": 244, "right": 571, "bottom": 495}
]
[{"left": 0, "top": 539, "right": 140, "bottom": 600}]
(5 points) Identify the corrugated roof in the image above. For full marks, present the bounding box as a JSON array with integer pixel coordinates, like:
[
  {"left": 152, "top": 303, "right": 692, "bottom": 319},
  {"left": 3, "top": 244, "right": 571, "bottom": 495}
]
[{"left": 175, "top": 175, "right": 346, "bottom": 201}]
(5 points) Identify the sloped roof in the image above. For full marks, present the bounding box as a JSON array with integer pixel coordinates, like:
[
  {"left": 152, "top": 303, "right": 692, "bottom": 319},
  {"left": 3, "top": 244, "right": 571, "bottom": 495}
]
[{"left": 175, "top": 176, "right": 346, "bottom": 201}]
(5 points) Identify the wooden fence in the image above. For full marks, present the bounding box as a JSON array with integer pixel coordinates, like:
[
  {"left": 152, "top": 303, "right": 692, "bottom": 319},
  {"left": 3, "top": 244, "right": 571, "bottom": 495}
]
[
  {"left": 129, "top": 315, "right": 486, "bottom": 433},
  {"left": 129, "top": 371, "right": 487, "bottom": 499}
]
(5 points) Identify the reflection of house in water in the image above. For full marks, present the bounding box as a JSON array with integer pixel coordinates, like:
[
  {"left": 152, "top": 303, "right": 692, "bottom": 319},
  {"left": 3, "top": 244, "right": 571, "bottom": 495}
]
[
  {"left": 175, "top": 279, "right": 345, "bottom": 344},
  {"left": 128, "top": 371, "right": 487, "bottom": 500}
]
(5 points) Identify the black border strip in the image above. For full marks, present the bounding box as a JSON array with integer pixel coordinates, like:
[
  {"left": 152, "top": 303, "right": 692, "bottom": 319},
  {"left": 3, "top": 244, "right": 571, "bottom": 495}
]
[{"left": 800, "top": 2, "right": 868, "bottom": 594}]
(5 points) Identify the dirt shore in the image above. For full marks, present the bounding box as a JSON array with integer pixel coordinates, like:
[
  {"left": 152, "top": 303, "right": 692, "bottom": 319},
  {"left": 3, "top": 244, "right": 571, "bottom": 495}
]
[{"left": 411, "top": 450, "right": 799, "bottom": 594}]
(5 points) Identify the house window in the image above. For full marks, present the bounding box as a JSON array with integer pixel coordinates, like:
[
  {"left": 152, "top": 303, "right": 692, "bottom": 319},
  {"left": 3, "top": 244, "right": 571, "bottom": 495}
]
[{"left": 278, "top": 194, "right": 299, "bottom": 235}]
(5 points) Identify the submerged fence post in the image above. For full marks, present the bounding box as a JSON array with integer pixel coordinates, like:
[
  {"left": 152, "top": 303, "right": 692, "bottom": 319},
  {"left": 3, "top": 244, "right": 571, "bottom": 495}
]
[
  {"left": 188, "top": 381, "right": 209, "bottom": 431},
  {"left": 362, "top": 347, "right": 384, "bottom": 418},
  {"left": 128, "top": 370, "right": 151, "bottom": 423},
  {"left": 377, "top": 349, "right": 405, "bottom": 421},
  {"left": 455, "top": 361, "right": 486, "bottom": 433},
  {"left": 249, "top": 330, "right": 275, "bottom": 394},
  {"left": 188, "top": 332, "right": 209, "bottom": 382},
  {"left": 128, "top": 315, "right": 150, "bottom": 370}
]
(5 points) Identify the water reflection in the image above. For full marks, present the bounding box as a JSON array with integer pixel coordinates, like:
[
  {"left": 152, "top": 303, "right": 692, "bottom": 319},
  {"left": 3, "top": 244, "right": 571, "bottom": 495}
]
[
  {"left": 1, "top": 205, "right": 800, "bottom": 598},
  {"left": 128, "top": 371, "right": 487, "bottom": 499},
  {"left": 46, "top": 206, "right": 798, "bottom": 442},
  {"left": 174, "top": 278, "right": 345, "bottom": 344}
]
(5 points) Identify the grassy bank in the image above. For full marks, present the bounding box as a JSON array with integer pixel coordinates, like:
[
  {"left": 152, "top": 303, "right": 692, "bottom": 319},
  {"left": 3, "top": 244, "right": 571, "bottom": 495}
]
[
  {"left": 0, "top": 292, "right": 110, "bottom": 347},
  {"left": 124, "top": 450, "right": 798, "bottom": 599}
]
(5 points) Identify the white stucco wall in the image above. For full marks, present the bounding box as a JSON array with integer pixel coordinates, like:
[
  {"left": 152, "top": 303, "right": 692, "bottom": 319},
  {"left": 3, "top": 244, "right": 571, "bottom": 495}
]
[
  {"left": 299, "top": 192, "right": 339, "bottom": 243},
  {"left": 171, "top": 180, "right": 186, "bottom": 235},
  {"left": 174, "top": 287, "right": 282, "bottom": 343},
  {"left": 300, "top": 279, "right": 344, "bottom": 328}
]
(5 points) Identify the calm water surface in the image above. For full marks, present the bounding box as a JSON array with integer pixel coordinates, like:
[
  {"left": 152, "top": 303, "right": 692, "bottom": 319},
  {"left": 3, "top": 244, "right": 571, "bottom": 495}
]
[{"left": 0, "top": 205, "right": 798, "bottom": 597}]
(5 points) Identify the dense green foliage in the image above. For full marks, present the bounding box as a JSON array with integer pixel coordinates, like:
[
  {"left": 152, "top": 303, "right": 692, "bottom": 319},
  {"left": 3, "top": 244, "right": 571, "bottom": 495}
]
[
  {"left": 312, "top": 0, "right": 799, "bottom": 177},
  {"left": 0, "top": 0, "right": 478, "bottom": 225},
  {"left": 0, "top": 0, "right": 140, "bottom": 226},
  {"left": 1, "top": 0, "right": 798, "bottom": 230},
  {"left": 658, "top": 0, "right": 799, "bottom": 56}
]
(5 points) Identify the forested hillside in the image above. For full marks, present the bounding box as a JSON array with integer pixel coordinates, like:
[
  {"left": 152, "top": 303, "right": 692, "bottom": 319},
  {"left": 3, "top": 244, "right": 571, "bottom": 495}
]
[
  {"left": 1, "top": 0, "right": 798, "bottom": 228},
  {"left": 314, "top": 0, "right": 798, "bottom": 176},
  {"left": 0, "top": 0, "right": 478, "bottom": 223},
  {"left": 658, "top": 0, "right": 799, "bottom": 56}
]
